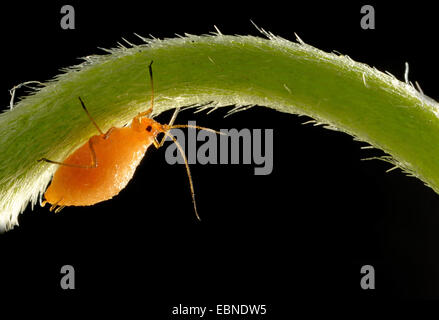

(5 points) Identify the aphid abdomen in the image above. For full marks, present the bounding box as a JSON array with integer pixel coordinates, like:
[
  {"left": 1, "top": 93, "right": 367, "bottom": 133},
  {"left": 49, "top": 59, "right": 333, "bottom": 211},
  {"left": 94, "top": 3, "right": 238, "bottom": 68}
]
[{"left": 44, "top": 127, "right": 153, "bottom": 206}]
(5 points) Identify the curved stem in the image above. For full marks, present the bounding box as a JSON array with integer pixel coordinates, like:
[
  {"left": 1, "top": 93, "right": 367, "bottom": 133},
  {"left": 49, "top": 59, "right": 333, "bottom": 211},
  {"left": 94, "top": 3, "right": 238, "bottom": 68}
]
[{"left": 1, "top": 32, "right": 438, "bottom": 231}]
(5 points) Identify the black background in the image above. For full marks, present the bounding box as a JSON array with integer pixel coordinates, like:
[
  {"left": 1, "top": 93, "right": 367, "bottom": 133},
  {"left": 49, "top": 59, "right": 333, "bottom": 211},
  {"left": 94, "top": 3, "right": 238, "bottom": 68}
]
[{"left": 1, "top": 0, "right": 439, "bottom": 314}]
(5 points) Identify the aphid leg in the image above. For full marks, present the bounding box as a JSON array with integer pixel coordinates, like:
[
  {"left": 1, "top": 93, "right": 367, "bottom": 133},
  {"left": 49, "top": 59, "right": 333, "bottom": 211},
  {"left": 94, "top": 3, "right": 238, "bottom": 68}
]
[
  {"left": 103, "top": 127, "right": 115, "bottom": 139},
  {"left": 157, "top": 123, "right": 225, "bottom": 149},
  {"left": 49, "top": 198, "right": 62, "bottom": 212},
  {"left": 153, "top": 137, "right": 160, "bottom": 149},
  {"left": 41, "top": 200, "right": 47, "bottom": 207},
  {"left": 38, "top": 140, "right": 98, "bottom": 169},
  {"left": 156, "top": 107, "right": 181, "bottom": 147},
  {"left": 88, "top": 139, "right": 98, "bottom": 168},
  {"left": 55, "top": 205, "right": 66, "bottom": 214},
  {"left": 78, "top": 97, "right": 104, "bottom": 135},
  {"left": 163, "top": 130, "right": 200, "bottom": 221}
]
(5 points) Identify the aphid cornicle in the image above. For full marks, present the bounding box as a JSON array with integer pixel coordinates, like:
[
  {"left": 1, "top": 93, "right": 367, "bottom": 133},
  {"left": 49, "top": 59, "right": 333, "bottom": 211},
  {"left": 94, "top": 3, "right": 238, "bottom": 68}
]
[{"left": 38, "top": 61, "right": 221, "bottom": 220}]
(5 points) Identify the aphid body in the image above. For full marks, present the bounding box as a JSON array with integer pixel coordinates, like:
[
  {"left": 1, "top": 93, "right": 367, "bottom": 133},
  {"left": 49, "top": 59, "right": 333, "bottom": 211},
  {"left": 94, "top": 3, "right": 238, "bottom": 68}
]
[
  {"left": 43, "top": 116, "right": 165, "bottom": 207},
  {"left": 40, "top": 61, "right": 218, "bottom": 219}
]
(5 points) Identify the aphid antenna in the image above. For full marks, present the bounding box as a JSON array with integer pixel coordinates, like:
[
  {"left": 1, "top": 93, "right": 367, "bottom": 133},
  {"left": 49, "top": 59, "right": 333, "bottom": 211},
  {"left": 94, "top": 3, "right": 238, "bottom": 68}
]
[
  {"left": 167, "top": 124, "right": 225, "bottom": 136},
  {"left": 148, "top": 60, "right": 154, "bottom": 111},
  {"left": 163, "top": 130, "right": 201, "bottom": 221},
  {"left": 78, "top": 96, "right": 104, "bottom": 135},
  {"left": 134, "top": 60, "right": 157, "bottom": 119}
]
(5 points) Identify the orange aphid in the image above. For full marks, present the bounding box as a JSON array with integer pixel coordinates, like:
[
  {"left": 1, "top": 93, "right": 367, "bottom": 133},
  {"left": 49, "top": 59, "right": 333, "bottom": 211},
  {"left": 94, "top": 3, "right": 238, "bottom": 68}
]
[{"left": 39, "top": 61, "right": 220, "bottom": 220}]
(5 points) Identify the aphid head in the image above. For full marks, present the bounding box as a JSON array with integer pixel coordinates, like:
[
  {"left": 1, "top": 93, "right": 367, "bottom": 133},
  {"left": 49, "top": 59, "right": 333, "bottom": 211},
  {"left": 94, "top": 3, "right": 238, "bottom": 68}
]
[{"left": 132, "top": 117, "right": 164, "bottom": 136}]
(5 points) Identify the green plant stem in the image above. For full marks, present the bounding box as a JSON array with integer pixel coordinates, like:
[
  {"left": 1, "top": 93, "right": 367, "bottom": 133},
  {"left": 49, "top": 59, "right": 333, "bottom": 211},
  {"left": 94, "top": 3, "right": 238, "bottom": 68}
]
[{"left": 1, "top": 32, "right": 438, "bottom": 231}]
